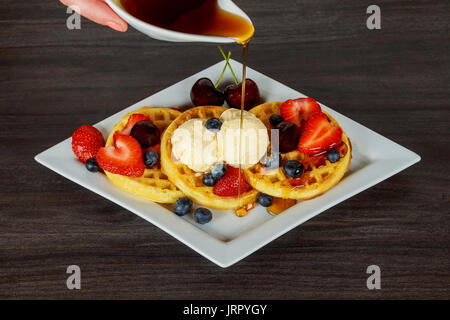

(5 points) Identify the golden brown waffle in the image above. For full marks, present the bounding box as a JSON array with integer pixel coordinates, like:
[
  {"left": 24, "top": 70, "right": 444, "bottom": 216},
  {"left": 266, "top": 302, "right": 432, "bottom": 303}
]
[
  {"left": 161, "top": 106, "right": 258, "bottom": 210},
  {"left": 105, "top": 107, "right": 184, "bottom": 203},
  {"left": 245, "top": 102, "right": 352, "bottom": 200}
]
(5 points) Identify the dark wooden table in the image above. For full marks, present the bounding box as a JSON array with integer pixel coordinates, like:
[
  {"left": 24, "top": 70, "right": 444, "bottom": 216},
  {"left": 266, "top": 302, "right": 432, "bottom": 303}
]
[{"left": 0, "top": 0, "right": 448, "bottom": 299}]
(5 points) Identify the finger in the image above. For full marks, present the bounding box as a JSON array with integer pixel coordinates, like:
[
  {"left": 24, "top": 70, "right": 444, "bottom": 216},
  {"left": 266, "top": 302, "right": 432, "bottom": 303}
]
[{"left": 60, "top": 0, "right": 128, "bottom": 32}]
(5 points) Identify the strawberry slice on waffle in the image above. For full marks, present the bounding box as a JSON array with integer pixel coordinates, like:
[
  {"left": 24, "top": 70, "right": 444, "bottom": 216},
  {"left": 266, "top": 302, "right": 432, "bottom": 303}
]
[
  {"left": 97, "top": 135, "right": 145, "bottom": 177},
  {"left": 213, "top": 166, "right": 249, "bottom": 197},
  {"left": 297, "top": 113, "right": 342, "bottom": 156},
  {"left": 119, "top": 114, "right": 151, "bottom": 136},
  {"left": 280, "top": 97, "right": 321, "bottom": 127}
]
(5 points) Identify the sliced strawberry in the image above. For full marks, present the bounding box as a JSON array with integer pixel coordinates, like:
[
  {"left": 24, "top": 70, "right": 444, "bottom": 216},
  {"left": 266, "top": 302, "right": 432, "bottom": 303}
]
[
  {"left": 120, "top": 113, "right": 151, "bottom": 136},
  {"left": 112, "top": 113, "right": 152, "bottom": 144},
  {"left": 112, "top": 131, "right": 122, "bottom": 144},
  {"left": 280, "top": 98, "right": 321, "bottom": 127},
  {"left": 72, "top": 125, "right": 105, "bottom": 163},
  {"left": 213, "top": 166, "right": 249, "bottom": 197},
  {"left": 297, "top": 113, "right": 342, "bottom": 156},
  {"left": 97, "top": 135, "right": 145, "bottom": 177}
]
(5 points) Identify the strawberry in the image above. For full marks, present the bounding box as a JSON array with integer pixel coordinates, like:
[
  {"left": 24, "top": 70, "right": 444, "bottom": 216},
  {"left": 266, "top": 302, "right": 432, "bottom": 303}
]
[
  {"left": 71, "top": 125, "right": 105, "bottom": 163},
  {"left": 113, "top": 131, "right": 121, "bottom": 144},
  {"left": 280, "top": 97, "right": 321, "bottom": 127},
  {"left": 297, "top": 113, "right": 342, "bottom": 156},
  {"left": 213, "top": 166, "right": 249, "bottom": 197},
  {"left": 112, "top": 113, "right": 153, "bottom": 145},
  {"left": 119, "top": 113, "right": 151, "bottom": 136},
  {"left": 96, "top": 135, "right": 145, "bottom": 177}
]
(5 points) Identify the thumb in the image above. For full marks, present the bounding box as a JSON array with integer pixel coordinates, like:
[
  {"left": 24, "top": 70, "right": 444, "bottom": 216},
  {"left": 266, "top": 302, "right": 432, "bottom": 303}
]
[{"left": 60, "top": 0, "right": 128, "bottom": 32}]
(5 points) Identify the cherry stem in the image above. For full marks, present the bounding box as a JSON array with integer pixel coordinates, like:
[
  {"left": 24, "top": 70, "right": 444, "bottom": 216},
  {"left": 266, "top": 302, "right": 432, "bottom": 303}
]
[
  {"left": 215, "top": 50, "right": 231, "bottom": 88},
  {"left": 217, "top": 46, "right": 239, "bottom": 85}
]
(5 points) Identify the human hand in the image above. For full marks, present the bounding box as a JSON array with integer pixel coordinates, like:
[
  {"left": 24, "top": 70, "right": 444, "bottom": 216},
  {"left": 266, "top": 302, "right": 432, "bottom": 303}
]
[{"left": 60, "top": 0, "right": 128, "bottom": 32}]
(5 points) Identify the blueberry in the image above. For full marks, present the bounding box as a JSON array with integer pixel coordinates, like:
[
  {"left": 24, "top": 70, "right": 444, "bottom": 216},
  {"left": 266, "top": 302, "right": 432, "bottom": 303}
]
[
  {"left": 143, "top": 150, "right": 159, "bottom": 167},
  {"left": 260, "top": 152, "right": 282, "bottom": 169},
  {"left": 258, "top": 193, "right": 274, "bottom": 207},
  {"left": 211, "top": 163, "right": 227, "bottom": 180},
  {"left": 194, "top": 207, "right": 213, "bottom": 224},
  {"left": 283, "top": 160, "right": 304, "bottom": 178},
  {"left": 174, "top": 197, "right": 193, "bottom": 216},
  {"left": 205, "top": 118, "right": 222, "bottom": 132},
  {"left": 202, "top": 173, "right": 216, "bottom": 186},
  {"left": 327, "top": 149, "right": 340, "bottom": 163},
  {"left": 85, "top": 158, "right": 100, "bottom": 172},
  {"left": 269, "top": 114, "right": 283, "bottom": 126}
]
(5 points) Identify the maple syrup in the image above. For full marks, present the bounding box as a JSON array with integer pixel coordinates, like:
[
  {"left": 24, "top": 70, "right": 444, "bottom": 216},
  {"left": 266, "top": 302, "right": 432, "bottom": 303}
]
[
  {"left": 120, "top": 0, "right": 254, "bottom": 43},
  {"left": 237, "top": 42, "right": 249, "bottom": 208}
]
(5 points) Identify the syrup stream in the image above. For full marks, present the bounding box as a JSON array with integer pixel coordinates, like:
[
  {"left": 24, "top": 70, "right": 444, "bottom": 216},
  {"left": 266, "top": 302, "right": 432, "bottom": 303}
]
[{"left": 237, "top": 42, "right": 249, "bottom": 208}]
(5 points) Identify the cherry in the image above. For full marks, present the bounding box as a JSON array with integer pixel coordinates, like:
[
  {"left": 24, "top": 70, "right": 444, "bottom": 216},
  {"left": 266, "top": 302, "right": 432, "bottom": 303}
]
[
  {"left": 276, "top": 121, "right": 300, "bottom": 153},
  {"left": 190, "top": 78, "right": 225, "bottom": 106},
  {"left": 130, "top": 120, "right": 160, "bottom": 148},
  {"left": 225, "top": 79, "right": 260, "bottom": 110}
]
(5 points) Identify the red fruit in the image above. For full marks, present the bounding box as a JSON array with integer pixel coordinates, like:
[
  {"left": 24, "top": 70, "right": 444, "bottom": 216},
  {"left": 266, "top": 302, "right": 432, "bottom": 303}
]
[
  {"left": 276, "top": 121, "right": 300, "bottom": 153},
  {"left": 297, "top": 113, "right": 342, "bottom": 156},
  {"left": 72, "top": 125, "right": 105, "bottom": 163},
  {"left": 130, "top": 120, "right": 160, "bottom": 148},
  {"left": 225, "top": 79, "right": 260, "bottom": 110},
  {"left": 213, "top": 166, "right": 249, "bottom": 197},
  {"left": 96, "top": 135, "right": 145, "bottom": 177},
  {"left": 113, "top": 131, "right": 121, "bottom": 144},
  {"left": 120, "top": 114, "right": 151, "bottom": 136},
  {"left": 191, "top": 78, "right": 225, "bottom": 106},
  {"left": 280, "top": 98, "right": 321, "bottom": 127}
]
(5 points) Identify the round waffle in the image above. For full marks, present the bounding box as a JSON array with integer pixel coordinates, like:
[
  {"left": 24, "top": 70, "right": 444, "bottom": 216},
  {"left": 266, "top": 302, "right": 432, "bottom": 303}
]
[
  {"left": 245, "top": 102, "right": 352, "bottom": 200},
  {"left": 105, "top": 107, "right": 184, "bottom": 203},
  {"left": 160, "top": 106, "right": 258, "bottom": 210}
]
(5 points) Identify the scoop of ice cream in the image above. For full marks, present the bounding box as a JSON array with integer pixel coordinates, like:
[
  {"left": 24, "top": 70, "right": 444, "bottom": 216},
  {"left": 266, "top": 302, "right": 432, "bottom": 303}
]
[
  {"left": 171, "top": 119, "right": 219, "bottom": 172},
  {"left": 219, "top": 108, "right": 257, "bottom": 122},
  {"left": 217, "top": 109, "right": 269, "bottom": 169}
]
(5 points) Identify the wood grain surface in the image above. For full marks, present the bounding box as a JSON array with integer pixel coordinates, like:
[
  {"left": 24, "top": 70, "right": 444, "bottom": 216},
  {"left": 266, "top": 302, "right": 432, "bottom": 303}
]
[{"left": 0, "top": 0, "right": 449, "bottom": 299}]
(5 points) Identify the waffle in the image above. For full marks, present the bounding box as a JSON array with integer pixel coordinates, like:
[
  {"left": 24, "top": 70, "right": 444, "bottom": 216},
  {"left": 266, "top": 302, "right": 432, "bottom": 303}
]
[
  {"left": 245, "top": 102, "right": 352, "bottom": 200},
  {"left": 160, "top": 106, "right": 259, "bottom": 210},
  {"left": 104, "top": 107, "right": 184, "bottom": 203}
]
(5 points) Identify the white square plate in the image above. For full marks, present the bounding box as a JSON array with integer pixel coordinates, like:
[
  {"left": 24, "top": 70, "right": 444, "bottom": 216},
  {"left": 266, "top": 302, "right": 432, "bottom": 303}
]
[{"left": 35, "top": 59, "right": 420, "bottom": 267}]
